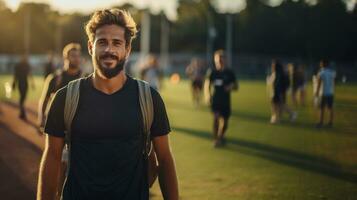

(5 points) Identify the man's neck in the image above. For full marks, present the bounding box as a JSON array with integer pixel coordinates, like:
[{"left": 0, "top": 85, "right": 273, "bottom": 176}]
[
  {"left": 92, "top": 70, "right": 127, "bottom": 95},
  {"left": 64, "top": 64, "right": 80, "bottom": 75}
]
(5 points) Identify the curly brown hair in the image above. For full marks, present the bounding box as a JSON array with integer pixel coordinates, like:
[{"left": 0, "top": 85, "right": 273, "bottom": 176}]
[{"left": 85, "top": 9, "right": 137, "bottom": 47}]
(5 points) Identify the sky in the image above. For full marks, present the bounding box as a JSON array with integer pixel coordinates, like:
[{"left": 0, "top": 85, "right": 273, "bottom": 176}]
[{"left": 4, "top": 0, "right": 356, "bottom": 20}]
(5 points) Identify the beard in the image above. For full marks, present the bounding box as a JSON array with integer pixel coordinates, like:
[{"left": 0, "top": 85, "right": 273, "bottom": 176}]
[
  {"left": 68, "top": 62, "right": 79, "bottom": 69},
  {"left": 93, "top": 53, "right": 126, "bottom": 79}
]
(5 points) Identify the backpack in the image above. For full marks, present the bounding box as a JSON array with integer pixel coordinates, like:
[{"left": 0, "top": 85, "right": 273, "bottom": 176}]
[{"left": 59, "top": 77, "right": 158, "bottom": 197}]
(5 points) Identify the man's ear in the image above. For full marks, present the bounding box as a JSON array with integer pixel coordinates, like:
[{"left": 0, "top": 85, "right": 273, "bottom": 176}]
[
  {"left": 125, "top": 45, "right": 131, "bottom": 59},
  {"left": 88, "top": 40, "right": 93, "bottom": 56}
]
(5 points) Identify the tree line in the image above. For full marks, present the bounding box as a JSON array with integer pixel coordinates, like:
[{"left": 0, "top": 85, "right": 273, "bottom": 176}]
[{"left": 0, "top": 0, "right": 356, "bottom": 61}]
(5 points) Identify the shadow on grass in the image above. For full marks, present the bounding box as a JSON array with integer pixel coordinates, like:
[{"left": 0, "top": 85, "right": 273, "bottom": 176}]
[
  {"left": 173, "top": 126, "right": 357, "bottom": 184},
  {"left": 231, "top": 110, "right": 355, "bottom": 135}
]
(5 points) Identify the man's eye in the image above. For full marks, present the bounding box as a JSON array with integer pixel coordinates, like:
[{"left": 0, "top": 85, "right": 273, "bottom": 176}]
[
  {"left": 98, "top": 40, "right": 106, "bottom": 45},
  {"left": 113, "top": 42, "right": 121, "bottom": 46}
]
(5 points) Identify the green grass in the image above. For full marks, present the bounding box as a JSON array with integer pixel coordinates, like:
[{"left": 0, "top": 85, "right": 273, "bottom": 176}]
[{"left": 1, "top": 75, "right": 357, "bottom": 199}]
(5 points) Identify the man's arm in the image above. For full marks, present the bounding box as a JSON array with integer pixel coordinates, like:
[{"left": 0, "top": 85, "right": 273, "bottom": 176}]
[
  {"left": 204, "top": 75, "right": 212, "bottom": 104},
  {"left": 225, "top": 81, "right": 238, "bottom": 92},
  {"left": 315, "top": 76, "right": 322, "bottom": 97},
  {"left": 37, "top": 135, "right": 65, "bottom": 200},
  {"left": 38, "top": 76, "right": 55, "bottom": 126},
  {"left": 153, "top": 135, "right": 179, "bottom": 200},
  {"left": 225, "top": 71, "right": 238, "bottom": 92}
]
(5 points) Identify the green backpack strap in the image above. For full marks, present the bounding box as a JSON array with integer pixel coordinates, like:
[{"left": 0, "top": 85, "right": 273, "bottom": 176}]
[{"left": 136, "top": 79, "right": 154, "bottom": 155}]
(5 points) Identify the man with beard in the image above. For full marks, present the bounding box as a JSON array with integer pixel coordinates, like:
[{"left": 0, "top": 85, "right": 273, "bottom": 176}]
[
  {"left": 38, "top": 43, "right": 82, "bottom": 129},
  {"left": 37, "top": 9, "right": 179, "bottom": 200}
]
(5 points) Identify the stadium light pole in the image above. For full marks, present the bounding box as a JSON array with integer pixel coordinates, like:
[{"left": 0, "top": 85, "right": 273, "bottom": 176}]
[
  {"left": 207, "top": 12, "right": 216, "bottom": 69},
  {"left": 24, "top": 9, "right": 31, "bottom": 55},
  {"left": 140, "top": 9, "right": 151, "bottom": 58},
  {"left": 211, "top": 0, "right": 246, "bottom": 68},
  {"left": 226, "top": 13, "right": 233, "bottom": 68},
  {"left": 160, "top": 12, "right": 170, "bottom": 73}
]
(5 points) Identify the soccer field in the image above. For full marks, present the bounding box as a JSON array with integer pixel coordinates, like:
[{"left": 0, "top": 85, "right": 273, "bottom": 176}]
[{"left": 1, "top": 75, "right": 357, "bottom": 199}]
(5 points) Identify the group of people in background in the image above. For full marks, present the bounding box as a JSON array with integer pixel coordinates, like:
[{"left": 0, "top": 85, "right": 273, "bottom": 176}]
[
  {"left": 267, "top": 59, "right": 336, "bottom": 127},
  {"left": 10, "top": 48, "right": 337, "bottom": 151},
  {"left": 183, "top": 52, "right": 336, "bottom": 148}
]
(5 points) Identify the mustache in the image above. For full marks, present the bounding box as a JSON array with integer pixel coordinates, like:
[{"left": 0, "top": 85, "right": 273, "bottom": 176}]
[{"left": 99, "top": 53, "right": 118, "bottom": 60}]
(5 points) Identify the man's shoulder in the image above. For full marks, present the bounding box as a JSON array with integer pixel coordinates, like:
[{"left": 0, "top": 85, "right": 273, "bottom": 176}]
[{"left": 53, "top": 85, "right": 68, "bottom": 101}]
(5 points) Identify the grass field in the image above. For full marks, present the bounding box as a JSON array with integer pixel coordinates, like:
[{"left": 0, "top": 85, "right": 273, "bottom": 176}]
[{"left": 1, "top": 75, "right": 357, "bottom": 199}]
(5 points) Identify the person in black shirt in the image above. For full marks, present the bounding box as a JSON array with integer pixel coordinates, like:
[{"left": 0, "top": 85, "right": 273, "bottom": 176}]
[
  {"left": 37, "top": 9, "right": 179, "bottom": 200},
  {"left": 269, "top": 60, "right": 296, "bottom": 124},
  {"left": 12, "top": 54, "right": 34, "bottom": 120},
  {"left": 38, "top": 43, "right": 82, "bottom": 128},
  {"left": 206, "top": 50, "right": 238, "bottom": 148}
]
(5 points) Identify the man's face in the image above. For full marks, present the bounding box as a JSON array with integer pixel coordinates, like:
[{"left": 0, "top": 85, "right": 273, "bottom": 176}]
[
  {"left": 319, "top": 61, "right": 325, "bottom": 68},
  {"left": 89, "top": 24, "right": 130, "bottom": 79},
  {"left": 214, "top": 54, "right": 226, "bottom": 71},
  {"left": 67, "top": 49, "right": 81, "bottom": 69}
]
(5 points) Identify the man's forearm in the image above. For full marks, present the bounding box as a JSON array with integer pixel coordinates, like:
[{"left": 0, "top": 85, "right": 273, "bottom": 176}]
[
  {"left": 158, "top": 153, "right": 179, "bottom": 200},
  {"left": 37, "top": 149, "right": 62, "bottom": 200},
  {"left": 316, "top": 80, "right": 321, "bottom": 96}
]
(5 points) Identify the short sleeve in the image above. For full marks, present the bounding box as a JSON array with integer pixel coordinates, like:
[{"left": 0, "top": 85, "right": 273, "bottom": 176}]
[
  {"left": 44, "top": 87, "right": 67, "bottom": 138},
  {"left": 45, "top": 75, "right": 57, "bottom": 98},
  {"left": 150, "top": 88, "right": 171, "bottom": 138}
]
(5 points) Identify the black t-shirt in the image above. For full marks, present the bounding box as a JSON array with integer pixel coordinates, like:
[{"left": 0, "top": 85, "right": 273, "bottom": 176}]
[
  {"left": 45, "top": 75, "right": 171, "bottom": 200},
  {"left": 45, "top": 70, "right": 82, "bottom": 99},
  {"left": 208, "top": 68, "right": 237, "bottom": 107},
  {"left": 274, "top": 72, "right": 290, "bottom": 96}
]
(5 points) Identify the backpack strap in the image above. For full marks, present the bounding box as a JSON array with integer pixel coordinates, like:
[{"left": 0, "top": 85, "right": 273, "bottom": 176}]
[
  {"left": 136, "top": 79, "right": 154, "bottom": 156},
  {"left": 63, "top": 78, "right": 82, "bottom": 177}
]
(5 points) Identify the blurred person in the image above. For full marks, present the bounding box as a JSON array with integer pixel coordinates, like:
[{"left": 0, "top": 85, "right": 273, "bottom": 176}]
[
  {"left": 269, "top": 60, "right": 296, "bottom": 124},
  {"left": 38, "top": 43, "right": 82, "bottom": 129},
  {"left": 315, "top": 59, "right": 336, "bottom": 128},
  {"left": 186, "top": 57, "right": 205, "bottom": 106},
  {"left": 291, "top": 64, "right": 307, "bottom": 106},
  {"left": 43, "top": 51, "right": 56, "bottom": 79},
  {"left": 312, "top": 65, "right": 321, "bottom": 107},
  {"left": 12, "top": 54, "right": 35, "bottom": 120},
  {"left": 140, "top": 55, "right": 162, "bottom": 91},
  {"left": 206, "top": 50, "right": 238, "bottom": 148},
  {"left": 37, "top": 9, "right": 178, "bottom": 200}
]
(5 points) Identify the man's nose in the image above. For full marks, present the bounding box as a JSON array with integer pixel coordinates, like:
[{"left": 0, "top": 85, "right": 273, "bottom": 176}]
[{"left": 104, "top": 43, "right": 114, "bottom": 53}]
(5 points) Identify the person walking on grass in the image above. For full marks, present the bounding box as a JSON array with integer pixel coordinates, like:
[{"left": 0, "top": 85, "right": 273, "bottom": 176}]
[
  {"left": 269, "top": 60, "right": 296, "bottom": 124},
  {"left": 186, "top": 57, "right": 206, "bottom": 107},
  {"left": 12, "top": 54, "right": 35, "bottom": 121},
  {"left": 315, "top": 59, "right": 336, "bottom": 128},
  {"left": 37, "top": 9, "right": 179, "bottom": 200},
  {"left": 206, "top": 50, "right": 238, "bottom": 148}
]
